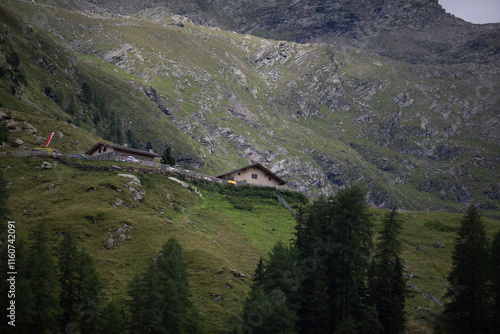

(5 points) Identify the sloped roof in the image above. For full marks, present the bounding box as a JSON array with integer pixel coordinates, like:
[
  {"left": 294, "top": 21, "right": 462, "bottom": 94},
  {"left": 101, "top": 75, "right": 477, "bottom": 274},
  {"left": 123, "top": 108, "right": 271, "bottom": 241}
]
[
  {"left": 85, "top": 142, "right": 159, "bottom": 157},
  {"left": 216, "top": 162, "right": 286, "bottom": 185}
]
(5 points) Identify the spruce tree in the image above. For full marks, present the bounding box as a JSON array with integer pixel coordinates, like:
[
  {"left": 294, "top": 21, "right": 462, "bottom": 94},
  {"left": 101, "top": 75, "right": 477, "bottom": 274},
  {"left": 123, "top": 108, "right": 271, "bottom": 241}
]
[
  {"left": 58, "top": 230, "right": 102, "bottom": 332},
  {"left": 239, "top": 287, "right": 298, "bottom": 334},
  {"left": 327, "top": 185, "right": 373, "bottom": 330},
  {"left": 238, "top": 242, "right": 301, "bottom": 334},
  {"left": 162, "top": 145, "right": 176, "bottom": 166},
  {"left": 97, "top": 301, "right": 125, "bottom": 334},
  {"left": 0, "top": 238, "right": 36, "bottom": 334},
  {"left": 369, "top": 207, "right": 406, "bottom": 334},
  {"left": 76, "top": 248, "right": 102, "bottom": 333},
  {"left": 29, "top": 219, "right": 61, "bottom": 333},
  {"left": 360, "top": 305, "right": 382, "bottom": 334},
  {"left": 490, "top": 230, "right": 500, "bottom": 334},
  {"left": 81, "top": 82, "right": 93, "bottom": 105},
  {"left": 0, "top": 119, "right": 8, "bottom": 144},
  {"left": 156, "top": 237, "right": 193, "bottom": 333},
  {"left": 128, "top": 270, "right": 164, "bottom": 333},
  {"left": 0, "top": 172, "right": 9, "bottom": 242},
  {"left": 128, "top": 237, "right": 201, "bottom": 333},
  {"left": 294, "top": 198, "right": 332, "bottom": 334},
  {"left": 444, "top": 205, "right": 490, "bottom": 333},
  {"left": 252, "top": 256, "right": 266, "bottom": 287},
  {"left": 13, "top": 239, "right": 36, "bottom": 333},
  {"left": 0, "top": 173, "right": 15, "bottom": 333},
  {"left": 58, "top": 230, "right": 79, "bottom": 327},
  {"left": 336, "top": 315, "right": 359, "bottom": 334}
]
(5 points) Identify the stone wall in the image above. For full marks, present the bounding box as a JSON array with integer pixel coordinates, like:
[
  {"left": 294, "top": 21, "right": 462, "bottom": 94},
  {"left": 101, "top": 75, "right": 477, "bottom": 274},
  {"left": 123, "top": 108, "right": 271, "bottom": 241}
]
[{"left": 58, "top": 157, "right": 224, "bottom": 185}]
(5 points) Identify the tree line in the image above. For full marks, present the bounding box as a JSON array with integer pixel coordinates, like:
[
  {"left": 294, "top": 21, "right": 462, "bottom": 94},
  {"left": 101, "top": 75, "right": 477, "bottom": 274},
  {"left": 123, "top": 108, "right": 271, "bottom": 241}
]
[
  {"left": 441, "top": 205, "right": 500, "bottom": 334},
  {"left": 1, "top": 173, "right": 499, "bottom": 333},
  {"left": 237, "top": 185, "right": 500, "bottom": 334},
  {"left": 0, "top": 224, "right": 199, "bottom": 334},
  {"left": 0, "top": 172, "right": 199, "bottom": 333},
  {"left": 236, "top": 185, "right": 406, "bottom": 334},
  {"left": 0, "top": 219, "right": 107, "bottom": 334}
]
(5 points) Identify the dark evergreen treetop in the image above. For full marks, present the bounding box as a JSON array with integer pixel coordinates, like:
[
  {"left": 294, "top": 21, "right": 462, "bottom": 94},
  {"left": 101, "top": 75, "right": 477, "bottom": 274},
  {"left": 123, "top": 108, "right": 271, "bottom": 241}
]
[
  {"left": 445, "top": 205, "right": 490, "bottom": 333},
  {"left": 128, "top": 237, "right": 202, "bottom": 334}
]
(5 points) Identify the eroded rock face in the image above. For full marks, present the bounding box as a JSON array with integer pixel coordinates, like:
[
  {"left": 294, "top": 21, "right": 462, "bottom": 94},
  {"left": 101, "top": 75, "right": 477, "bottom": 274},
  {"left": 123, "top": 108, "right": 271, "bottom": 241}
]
[
  {"left": 118, "top": 174, "right": 146, "bottom": 203},
  {"left": 14, "top": 0, "right": 500, "bottom": 211},
  {"left": 79, "top": 0, "right": 498, "bottom": 65}
]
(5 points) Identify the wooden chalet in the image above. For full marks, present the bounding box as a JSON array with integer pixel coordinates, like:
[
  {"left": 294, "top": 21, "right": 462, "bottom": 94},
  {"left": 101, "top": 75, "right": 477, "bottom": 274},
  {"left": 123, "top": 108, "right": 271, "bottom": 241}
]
[
  {"left": 85, "top": 142, "right": 159, "bottom": 162},
  {"left": 216, "top": 162, "right": 285, "bottom": 186}
]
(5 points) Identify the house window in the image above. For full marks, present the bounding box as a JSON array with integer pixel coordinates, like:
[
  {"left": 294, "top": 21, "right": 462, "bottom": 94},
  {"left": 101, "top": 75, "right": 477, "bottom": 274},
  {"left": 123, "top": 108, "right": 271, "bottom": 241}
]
[
  {"left": 269, "top": 177, "right": 272, "bottom": 181},
  {"left": 238, "top": 172, "right": 241, "bottom": 175},
  {"left": 103, "top": 147, "right": 107, "bottom": 152},
  {"left": 98, "top": 148, "right": 101, "bottom": 153},
  {"left": 252, "top": 174, "right": 258, "bottom": 179}
]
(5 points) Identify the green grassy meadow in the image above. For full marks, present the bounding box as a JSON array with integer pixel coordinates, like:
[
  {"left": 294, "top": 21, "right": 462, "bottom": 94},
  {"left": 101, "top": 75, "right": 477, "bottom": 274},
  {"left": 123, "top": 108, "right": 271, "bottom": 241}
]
[{"left": 1, "top": 156, "right": 499, "bottom": 333}]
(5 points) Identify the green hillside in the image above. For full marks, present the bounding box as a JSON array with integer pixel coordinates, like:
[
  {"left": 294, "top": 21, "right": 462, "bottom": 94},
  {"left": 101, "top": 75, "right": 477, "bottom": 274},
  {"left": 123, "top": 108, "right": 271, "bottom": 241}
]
[
  {"left": 0, "top": 155, "right": 303, "bottom": 332},
  {"left": 0, "top": 0, "right": 499, "bottom": 332},
  {"left": 1, "top": 155, "right": 499, "bottom": 333},
  {"left": 0, "top": 1, "right": 498, "bottom": 214}
]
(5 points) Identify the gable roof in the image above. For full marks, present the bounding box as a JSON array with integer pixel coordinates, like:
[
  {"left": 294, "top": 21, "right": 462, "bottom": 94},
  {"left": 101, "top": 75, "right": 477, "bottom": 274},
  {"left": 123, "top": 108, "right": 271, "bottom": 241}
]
[
  {"left": 85, "top": 142, "right": 159, "bottom": 158},
  {"left": 216, "top": 162, "right": 286, "bottom": 185}
]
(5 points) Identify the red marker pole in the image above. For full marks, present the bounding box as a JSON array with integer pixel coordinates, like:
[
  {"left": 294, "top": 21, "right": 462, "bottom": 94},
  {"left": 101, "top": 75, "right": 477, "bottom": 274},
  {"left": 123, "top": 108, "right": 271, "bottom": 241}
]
[{"left": 45, "top": 132, "right": 55, "bottom": 147}]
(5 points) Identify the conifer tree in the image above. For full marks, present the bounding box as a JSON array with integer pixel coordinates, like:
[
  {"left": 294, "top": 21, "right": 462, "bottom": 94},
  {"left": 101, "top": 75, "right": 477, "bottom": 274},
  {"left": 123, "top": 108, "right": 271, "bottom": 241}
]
[
  {"left": 292, "top": 186, "right": 374, "bottom": 333},
  {"left": 75, "top": 248, "right": 102, "bottom": 333},
  {"left": 29, "top": 219, "right": 61, "bottom": 333},
  {"left": 294, "top": 198, "right": 332, "bottom": 333},
  {"left": 327, "top": 185, "right": 373, "bottom": 330},
  {"left": 238, "top": 242, "right": 301, "bottom": 334},
  {"left": 336, "top": 315, "right": 359, "bottom": 334},
  {"left": 128, "top": 237, "right": 201, "bottom": 333},
  {"left": 240, "top": 287, "right": 298, "bottom": 334},
  {"left": 58, "top": 230, "right": 79, "bottom": 326},
  {"left": 6, "top": 50, "right": 20, "bottom": 69},
  {"left": 162, "top": 145, "right": 176, "bottom": 166},
  {"left": 360, "top": 305, "right": 382, "bottom": 334},
  {"left": 490, "top": 230, "right": 500, "bottom": 334},
  {"left": 58, "top": 230, "right": 102, "bottom": 332},
  {"left": 369, "top": 207, "right": 406, "bottom": 334},
  {"left": 97, "top": 301, "right": 125, "bottom": 334},
  {"left": 444, "top": 205, "right": 490, "bottom": 333},
  {"left": 81, "top": 82, "right": 93, "bottom": 105},
  {"left": 252, "top": 256, "right": 266, "bottom": 287},
  {"left": 0, "top": 173, "right": 15, "bottom": 333},
  {"left": 0, "top": 172, "right": 9, "bottom": 242},
  {"left": 0, "top": 119, "right": 8, "bottom": 144},
  {"left": 0, "top": 238, "right": 36, "bottom": 334},
  {"left": 128, "top": 270, "right": 164, "bottom": 333},
  {"left": 13, "top": 239, "right": 36, "bottom": 333}
]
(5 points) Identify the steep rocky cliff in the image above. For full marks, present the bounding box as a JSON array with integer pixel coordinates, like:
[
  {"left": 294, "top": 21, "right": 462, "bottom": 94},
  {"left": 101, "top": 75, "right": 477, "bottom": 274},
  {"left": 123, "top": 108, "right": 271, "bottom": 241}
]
[
  {"left": 1, "top": 0, "right": 499, "bottom": 213},
  {"left": 37, "top": 0, "right": 500, "bottom": 64}
]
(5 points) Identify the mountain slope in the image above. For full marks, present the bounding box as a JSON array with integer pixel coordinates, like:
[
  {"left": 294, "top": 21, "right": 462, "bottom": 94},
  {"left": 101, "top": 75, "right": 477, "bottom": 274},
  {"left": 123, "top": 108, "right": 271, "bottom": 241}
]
[
  {"left": 0, "top": 1, "right": 499, "bottom": 215},
  {"left": 1, "top": 155, "right": 499, "bottom": 333},
  {"left": 35, "top": 0, "right": 500, "bottom": 64}
]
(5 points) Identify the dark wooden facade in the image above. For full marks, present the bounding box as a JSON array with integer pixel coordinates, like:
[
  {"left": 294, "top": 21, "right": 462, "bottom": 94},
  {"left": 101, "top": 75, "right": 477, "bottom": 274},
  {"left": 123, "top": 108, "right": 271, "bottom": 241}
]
[{"left": 85, "top": 142, "right": 159, "bottom": 162}]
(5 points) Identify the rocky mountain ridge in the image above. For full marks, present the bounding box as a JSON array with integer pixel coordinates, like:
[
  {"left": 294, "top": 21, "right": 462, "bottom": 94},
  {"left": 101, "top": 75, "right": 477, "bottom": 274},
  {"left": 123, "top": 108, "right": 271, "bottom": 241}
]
[
  {"left": 35, "top": 0, "right": 500, "bottom": 65},
  {"left": 1, "top": 0, "right": 499, "bottom": 214}
]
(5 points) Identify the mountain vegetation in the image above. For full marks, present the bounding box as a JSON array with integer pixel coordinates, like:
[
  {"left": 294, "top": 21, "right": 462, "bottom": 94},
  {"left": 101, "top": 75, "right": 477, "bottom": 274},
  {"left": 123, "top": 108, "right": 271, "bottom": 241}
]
[
  {"left": 0, "top": 155, "right": 499, "bottom": 333},
  {"left": 0, "top": 0, "right": 499, "bottom": 333},
  {"left": 0, "top": 0, "right": 498, "bottom": 213}
]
